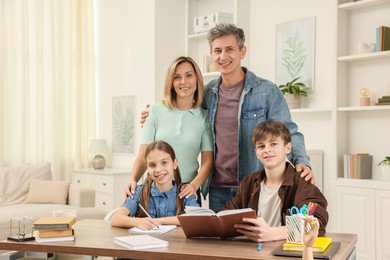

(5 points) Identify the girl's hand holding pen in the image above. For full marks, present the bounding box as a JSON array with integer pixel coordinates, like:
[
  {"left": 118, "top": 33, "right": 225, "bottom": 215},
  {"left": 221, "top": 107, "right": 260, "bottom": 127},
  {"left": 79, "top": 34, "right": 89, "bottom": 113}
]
[
  {"left": 138, "top": 203, "right": 160, "bottom": 229},
  {"left": 136, "top": 218, "right": 160, "bottom": 230}
]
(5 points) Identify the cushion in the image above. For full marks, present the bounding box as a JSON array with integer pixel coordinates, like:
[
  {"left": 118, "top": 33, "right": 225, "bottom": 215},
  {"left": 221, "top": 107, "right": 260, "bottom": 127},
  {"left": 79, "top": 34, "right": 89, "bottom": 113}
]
[
  {"left": 0, "top": 162, "right": 52, "bottom": 205},
  {"left": 25, "top": 179, "right": 71, "bottom": 204}
]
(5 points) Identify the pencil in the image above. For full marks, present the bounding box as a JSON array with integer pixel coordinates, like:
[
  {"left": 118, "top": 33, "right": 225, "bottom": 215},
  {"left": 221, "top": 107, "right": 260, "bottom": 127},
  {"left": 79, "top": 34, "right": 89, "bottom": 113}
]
[{"left": 138, "top": 203, "right": 152, "bottom": 219}]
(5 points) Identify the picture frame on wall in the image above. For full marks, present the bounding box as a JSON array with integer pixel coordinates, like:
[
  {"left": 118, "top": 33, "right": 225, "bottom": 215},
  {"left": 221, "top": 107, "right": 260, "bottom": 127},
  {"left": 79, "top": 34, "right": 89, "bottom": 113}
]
[
  {"left": 112, "top": 95, "right": 136, "bottom": 154},
  {"left": 275, "top": 17, "right": 316, "bottom": 91}
]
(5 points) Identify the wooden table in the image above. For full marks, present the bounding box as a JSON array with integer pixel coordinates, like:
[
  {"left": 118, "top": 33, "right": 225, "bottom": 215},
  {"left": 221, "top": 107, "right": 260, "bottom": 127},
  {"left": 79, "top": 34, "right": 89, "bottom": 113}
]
[{"left": 0, "top": 219, "right": 357, "bottom": 260}]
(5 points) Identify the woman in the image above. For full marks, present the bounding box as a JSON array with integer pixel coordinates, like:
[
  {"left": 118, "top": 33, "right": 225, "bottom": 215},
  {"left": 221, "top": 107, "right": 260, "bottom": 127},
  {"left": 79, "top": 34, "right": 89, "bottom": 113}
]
[{"left": 125, "top": 56, "right": 213, "bottom": 204}]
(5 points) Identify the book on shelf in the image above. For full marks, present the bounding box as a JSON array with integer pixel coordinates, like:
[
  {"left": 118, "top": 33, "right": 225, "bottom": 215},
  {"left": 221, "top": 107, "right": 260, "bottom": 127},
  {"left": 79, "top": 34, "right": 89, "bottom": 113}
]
[
  {"left": 378, "top": 97, "right": 390, "bottom": 103},
  {"left": 32, "top": 217, "right": 76, "bottom": 230},
  {"left": 114, "top": 235, "right": 168, "bottom": 250},
  {"left": 283, "top": 237, "right": 332, "bottom": 253},
  {"left": 33, "top": 231, "right": 75, "bottom": 243},
  {"left": 36, "top": 228, "right": 74, "bottom": 238},
  {"left": 382, "top": 25, "right": 390, "bottom": 51},
  {"left": 177, "top": 206, "right": 256, "bottom": 238},
  {"left": 377, "top": 25, "right": 390, "bottom": 52},
  {"left": 128, "top": 225, "right": 176, "bottom": 235},
  {"left": 375, "top": 101, "right": 390, "bottom": 106},
  {"left": 343, "top": 154, "right": 372, "bottom": 179}
]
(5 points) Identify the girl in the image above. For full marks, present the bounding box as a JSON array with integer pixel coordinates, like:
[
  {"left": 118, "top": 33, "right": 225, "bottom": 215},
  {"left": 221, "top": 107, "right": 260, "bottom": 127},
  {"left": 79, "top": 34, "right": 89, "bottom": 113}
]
[{"left": 111, "top": 141, "right": 199, "bottom": 229}]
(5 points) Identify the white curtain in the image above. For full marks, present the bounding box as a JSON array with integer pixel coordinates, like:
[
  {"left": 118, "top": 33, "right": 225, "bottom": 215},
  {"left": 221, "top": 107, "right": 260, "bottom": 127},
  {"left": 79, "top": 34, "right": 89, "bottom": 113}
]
[{"left": 0, "top": 0, "right": 96, "bottom": 180}]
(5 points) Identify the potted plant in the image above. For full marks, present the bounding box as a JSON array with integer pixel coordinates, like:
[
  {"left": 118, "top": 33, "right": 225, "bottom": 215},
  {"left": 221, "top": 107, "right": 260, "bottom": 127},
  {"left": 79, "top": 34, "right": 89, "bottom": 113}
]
[
  {"left": 278, "top": 77, "right": 308, "bottom": 109},
  {"left": 378, "top": 156, "right": 390, "bottom": 181}
]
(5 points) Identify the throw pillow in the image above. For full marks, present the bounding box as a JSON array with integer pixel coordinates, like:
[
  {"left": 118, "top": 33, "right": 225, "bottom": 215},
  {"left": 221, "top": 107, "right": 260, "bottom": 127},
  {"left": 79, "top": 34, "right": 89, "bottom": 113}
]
[
  {"left": 0, "top": 162, "right": 52, "bottom": 205},
  {"left": 25, "top": 179, "right": 71, "bottom": 204}
]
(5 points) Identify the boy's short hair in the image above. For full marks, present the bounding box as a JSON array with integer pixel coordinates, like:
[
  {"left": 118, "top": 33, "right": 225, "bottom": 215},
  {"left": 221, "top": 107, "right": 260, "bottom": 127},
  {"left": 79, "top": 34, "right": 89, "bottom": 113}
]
[{"left": 252, "top": 120, "right": 291, "bottom": 145}]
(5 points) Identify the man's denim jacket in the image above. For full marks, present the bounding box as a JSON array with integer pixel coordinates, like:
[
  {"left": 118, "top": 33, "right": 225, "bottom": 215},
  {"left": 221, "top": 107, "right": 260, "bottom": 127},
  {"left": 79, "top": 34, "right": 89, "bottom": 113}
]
[{"left": 200, "top": 67, "right": 310, "bottom": 197}]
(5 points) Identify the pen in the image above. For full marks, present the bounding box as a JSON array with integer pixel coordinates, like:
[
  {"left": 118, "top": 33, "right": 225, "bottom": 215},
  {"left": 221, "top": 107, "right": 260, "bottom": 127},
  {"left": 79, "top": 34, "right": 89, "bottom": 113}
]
[
  {"left": 138, "top": 203, "right": 160, "bottom": 229},
  {"left": 138, "top": 203, "right": 152, "bottom": 219},
  {"left": 309, "top": 203, "right": 318, "bottom": 215},
  {"left": 257, "top": 243, "right": 263, "bottom": 251}
]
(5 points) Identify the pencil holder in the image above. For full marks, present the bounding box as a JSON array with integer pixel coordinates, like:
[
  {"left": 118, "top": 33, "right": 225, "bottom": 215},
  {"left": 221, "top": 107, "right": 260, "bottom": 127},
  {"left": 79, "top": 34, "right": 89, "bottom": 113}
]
[{"left": 286, "top": 214, "right": 312, "bottom": 244}]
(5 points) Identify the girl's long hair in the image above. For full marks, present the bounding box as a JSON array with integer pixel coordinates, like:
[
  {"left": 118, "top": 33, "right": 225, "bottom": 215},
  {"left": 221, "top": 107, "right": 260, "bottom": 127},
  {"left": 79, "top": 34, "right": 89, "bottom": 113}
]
[{"left": 137, "top": 141, "right": 185, "bottom": 217}]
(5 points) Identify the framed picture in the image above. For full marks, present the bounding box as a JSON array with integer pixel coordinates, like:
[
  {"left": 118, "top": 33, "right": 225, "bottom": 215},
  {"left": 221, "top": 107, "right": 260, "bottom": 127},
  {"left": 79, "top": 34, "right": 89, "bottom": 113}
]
[
  {"left": 112, "top": 95, "right": 136, "bottom": 154},
  {"left": 275, "top": 17, "right": 316, "bottom": 91}
]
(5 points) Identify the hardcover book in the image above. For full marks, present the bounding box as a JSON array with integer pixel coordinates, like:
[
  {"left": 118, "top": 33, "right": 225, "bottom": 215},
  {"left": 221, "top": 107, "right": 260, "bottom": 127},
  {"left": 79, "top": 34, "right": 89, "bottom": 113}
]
[
  {"left": 32, "top": 217, "right": 77, "bottom": 230},
  {"left": 36, "top": 228, "right": 74, "bottom": 238},
  {"left": 177, "top": 207, "right": 256, "bottom": 238},
  {"left": 114, "top": 235, "right": 168, "bottom": 250},
  {"left": 381, "top": 25, "right": 390, "bottom": 51},
  {"left": 33, "top": 231, "right": 75, "bottom": 243},
  {"left": 343, "top": 154, "right": 372, "bottom": 179}
]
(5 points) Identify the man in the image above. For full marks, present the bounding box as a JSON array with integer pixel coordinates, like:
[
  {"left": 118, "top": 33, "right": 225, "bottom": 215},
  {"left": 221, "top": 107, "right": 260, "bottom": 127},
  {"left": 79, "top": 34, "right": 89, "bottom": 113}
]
[{"left": 202, "top": 23, "right": 313, "bottom": 212}]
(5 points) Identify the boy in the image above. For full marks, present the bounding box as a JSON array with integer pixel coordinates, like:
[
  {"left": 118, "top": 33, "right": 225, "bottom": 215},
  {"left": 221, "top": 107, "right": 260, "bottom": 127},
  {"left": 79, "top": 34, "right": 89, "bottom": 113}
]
[{"left": 223, "top": 120, "right": 328, "bottom": 242}]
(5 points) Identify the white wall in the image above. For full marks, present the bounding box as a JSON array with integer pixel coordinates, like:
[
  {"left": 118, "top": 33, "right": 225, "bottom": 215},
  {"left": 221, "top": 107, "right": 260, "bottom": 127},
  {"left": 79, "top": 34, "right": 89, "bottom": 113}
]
[
  {"left": 250, "top": 0, "right": 336, "bottom": 230},
  {"left": 95, "top": 0, "right": 185, "bottom": 169}
]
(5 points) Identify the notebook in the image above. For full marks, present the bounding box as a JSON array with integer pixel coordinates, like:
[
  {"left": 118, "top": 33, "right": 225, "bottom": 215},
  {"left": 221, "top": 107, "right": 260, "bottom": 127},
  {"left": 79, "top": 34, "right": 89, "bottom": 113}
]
[
  {"left": 114, "top": 235, "right": 168, "bottom": 250},
  {"left": 128, "top": 225, "right": 176, "bottom": 235},
  {"left": 283, "top": 237, "right": 332, "bottom": 252},
  {"left": 272, "top": 241, "right": 341, "bottom": 259}
]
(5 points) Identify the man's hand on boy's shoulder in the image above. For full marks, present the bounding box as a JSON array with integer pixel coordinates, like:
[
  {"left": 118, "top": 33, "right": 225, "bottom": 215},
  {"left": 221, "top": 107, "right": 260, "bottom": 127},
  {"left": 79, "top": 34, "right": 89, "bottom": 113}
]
[{"left": 295, "top": 164, "right": 316, "bottom": 185}]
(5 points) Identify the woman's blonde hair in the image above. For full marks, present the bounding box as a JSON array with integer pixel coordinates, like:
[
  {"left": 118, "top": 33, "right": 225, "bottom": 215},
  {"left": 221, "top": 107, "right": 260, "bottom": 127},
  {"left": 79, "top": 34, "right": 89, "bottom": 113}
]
[
  {"left": 137, "top": 141, "right": 185, "bottom": 217},
  {"left": 162, "top": 56, "right": 204, "bottom": 109}
]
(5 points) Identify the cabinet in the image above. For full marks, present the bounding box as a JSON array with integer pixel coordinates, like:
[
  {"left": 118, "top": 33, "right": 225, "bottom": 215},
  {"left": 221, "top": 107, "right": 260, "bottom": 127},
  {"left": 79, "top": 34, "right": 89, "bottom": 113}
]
[
  {"left": 336, "top": 2, "right": 390, "bottom": 259},
  {"left": 336, "top": 0, "right": 390, "bottom": 180},
  {"left": 72, "top": 168, "right": 130, "bottom": 213},
  {"left": 184, "top": 0, "right": 250, "bottom": 83},
  {"left": 337, "top": 181, "right": 390, "bottom": 260}
]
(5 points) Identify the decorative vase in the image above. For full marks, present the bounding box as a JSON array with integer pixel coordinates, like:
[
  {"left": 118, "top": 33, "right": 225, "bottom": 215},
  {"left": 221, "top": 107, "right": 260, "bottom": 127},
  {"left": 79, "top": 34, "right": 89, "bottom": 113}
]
[
  {"left": 284, "top": 94, "right": 302, "bottom": 109},
  {"left": 92, "top": 154, "right": 106, "bottom": 169},
  {"left": 379, "top": 165, "right": 390, "bottom": 181}
]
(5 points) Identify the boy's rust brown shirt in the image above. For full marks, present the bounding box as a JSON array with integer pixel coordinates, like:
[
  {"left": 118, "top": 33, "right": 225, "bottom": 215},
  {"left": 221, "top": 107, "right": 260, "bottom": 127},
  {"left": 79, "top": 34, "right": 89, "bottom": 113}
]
[{"left": 223, "top": 162, "right": 329, "bottom": 236}]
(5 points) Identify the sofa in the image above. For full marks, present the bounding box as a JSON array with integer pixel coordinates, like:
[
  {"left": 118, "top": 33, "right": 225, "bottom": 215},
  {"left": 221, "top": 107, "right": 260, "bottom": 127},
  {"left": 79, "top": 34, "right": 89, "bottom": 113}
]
[{"left": 0, "top": 162, "right": 105, "bottom": 240}]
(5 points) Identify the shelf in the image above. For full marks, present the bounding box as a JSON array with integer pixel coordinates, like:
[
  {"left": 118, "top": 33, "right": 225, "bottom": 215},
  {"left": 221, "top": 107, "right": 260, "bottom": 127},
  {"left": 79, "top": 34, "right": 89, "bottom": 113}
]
[
  {"left": 203, "top": 72, "right": 220, "bottom": 78},
  {"left": 337, "top": 177, "right": 390, "bottom": 190},
  {"left": 290, "top": 107, "right": 332, "bottom": 113},
  {"left": 338, "top": 50, "right": 390, "bottom": 62},
  {"left": 339, "top": 0, "right": 390, "bottom": 10},
  {"left": 188, "top": 32, "right": 208, "bottom": 40},
  {"left": 337, "top": 105, "right": 390, "bottom": 111}
]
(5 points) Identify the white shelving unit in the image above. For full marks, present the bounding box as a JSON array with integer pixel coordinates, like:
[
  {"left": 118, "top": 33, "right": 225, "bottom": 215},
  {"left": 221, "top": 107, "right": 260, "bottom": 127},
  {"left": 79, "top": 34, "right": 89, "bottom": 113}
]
[
  {"left": 184, "top": 0, "right": 250, "bottom": 83},
  {"left": 336, "top": 1, "right": 390, "bottom": 259}
]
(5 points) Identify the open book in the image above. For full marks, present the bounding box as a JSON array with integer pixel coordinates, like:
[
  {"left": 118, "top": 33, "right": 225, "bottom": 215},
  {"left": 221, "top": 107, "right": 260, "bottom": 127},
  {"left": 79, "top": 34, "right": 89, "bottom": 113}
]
[{"left": 178, "top": 206, "right": 256, "bottom": 238}]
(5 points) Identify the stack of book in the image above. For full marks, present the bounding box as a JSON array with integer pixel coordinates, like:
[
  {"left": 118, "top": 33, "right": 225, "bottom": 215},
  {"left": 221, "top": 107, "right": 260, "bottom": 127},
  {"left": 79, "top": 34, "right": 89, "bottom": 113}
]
[
  {"left": 376, "top": 95, "right": 390, "bottom": 106},
  {"left": 343, "top": 153, "right": 372, "bottom": 179},
  {"left": 32, "top": 216, "right": 76, "bottom": 242},
  {"left": 376, "top": 25, "right": 390, "bottom": 52}
]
